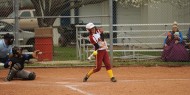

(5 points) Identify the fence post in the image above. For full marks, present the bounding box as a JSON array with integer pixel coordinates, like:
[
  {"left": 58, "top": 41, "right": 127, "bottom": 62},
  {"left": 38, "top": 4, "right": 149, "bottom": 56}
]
[
  {"left": 109, "top": 0, "right": 113, "bottom": 64},
  {"left": 76, "top": 26, "right": 79, "bottom": 60},
  {"left": 13, "top": 0, "right": 20, "bottom": 46}
]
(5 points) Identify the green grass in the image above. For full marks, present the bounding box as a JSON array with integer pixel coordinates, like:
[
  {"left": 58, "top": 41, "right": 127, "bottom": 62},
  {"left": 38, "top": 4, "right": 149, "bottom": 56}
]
[
  {"left": 27, "top": 46, "right": 188, "bottom": 67},
  {"left": 25, "top": 62, "right": 92, "bottom": 67},
  {"left": 137, "top": 51, "right": 162, "bottom": 56},
  {"left": 23, "top": 60, "right": 190, "bottom": 68},
  {"left": 53, "top": 46, "right": 77, "bottom": 61},
  {"left": 113, "top": 51, "right": 162, "bottom": 56},
  {"left": 1, "top": 46, "right": 189, "bottom": 68},
  {"left": 113, "top": 61, "right": 190, "bottom": 67}
]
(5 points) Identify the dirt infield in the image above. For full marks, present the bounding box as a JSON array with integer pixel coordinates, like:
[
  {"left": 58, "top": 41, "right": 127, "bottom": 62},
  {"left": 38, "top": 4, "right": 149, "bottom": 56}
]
[{"left": 1, "top": 67, "right": 190, "bottom": 95}]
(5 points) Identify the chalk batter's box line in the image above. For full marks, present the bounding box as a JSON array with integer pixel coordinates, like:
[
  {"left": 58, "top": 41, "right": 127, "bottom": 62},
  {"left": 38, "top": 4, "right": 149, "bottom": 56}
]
[{"left": 55, "top": 78, "right": 190, "bottom": 95}]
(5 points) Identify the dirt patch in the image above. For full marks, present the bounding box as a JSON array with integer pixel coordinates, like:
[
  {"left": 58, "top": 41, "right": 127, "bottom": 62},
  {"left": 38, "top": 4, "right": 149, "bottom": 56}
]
[{"left": 0, "top": 67, "right": 190, "bottom": 95}]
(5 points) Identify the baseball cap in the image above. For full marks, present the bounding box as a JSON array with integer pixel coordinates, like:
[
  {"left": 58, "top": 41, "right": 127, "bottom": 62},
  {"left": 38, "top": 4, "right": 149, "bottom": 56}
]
[
  {"left": 86, "top": 23, "right": 95, "bottom": 29},
  {"left": 173, "top": 21, "right": 178, "bottom": 25},
  {"left": 172, "top": 21, "right": 178, "bottom": 28}
]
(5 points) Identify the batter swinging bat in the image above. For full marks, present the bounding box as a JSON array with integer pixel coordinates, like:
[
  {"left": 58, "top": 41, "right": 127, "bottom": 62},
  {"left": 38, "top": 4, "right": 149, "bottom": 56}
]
[{"left": 87, "top": 40, "right": 108, "bottom": 61}]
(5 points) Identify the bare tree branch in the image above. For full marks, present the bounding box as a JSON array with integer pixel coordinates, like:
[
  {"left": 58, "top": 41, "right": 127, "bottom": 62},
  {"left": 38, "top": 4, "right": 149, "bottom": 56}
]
[{"left": 31, "top": 0, "right": 107, "bottom": 27}]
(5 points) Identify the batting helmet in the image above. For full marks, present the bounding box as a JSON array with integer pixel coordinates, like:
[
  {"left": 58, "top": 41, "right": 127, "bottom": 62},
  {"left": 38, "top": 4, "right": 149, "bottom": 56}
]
[{"left": 86, "top": 23, "right": 95, "bottom": 29}]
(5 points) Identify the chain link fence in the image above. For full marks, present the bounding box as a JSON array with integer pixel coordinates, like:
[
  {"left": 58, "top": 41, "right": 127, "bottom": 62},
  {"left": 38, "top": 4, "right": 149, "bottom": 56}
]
[{"left": 0, "top": 0, "right": 190, "bottom": 64}]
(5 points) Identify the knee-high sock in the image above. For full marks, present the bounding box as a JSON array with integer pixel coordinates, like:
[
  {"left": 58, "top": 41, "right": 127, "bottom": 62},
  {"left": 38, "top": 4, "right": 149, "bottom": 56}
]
[
  {"left": 86, "top": 69, "right": 94, "bottom": 78},
  {"left": 107, "top": 69, "right": 114, "bottom": 78}
]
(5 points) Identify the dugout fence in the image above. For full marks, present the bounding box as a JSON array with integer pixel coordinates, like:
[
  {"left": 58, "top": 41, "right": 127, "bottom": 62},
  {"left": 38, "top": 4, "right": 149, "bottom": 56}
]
[{"left": 76, "top": 23, "right": 190, "bottom": 61}]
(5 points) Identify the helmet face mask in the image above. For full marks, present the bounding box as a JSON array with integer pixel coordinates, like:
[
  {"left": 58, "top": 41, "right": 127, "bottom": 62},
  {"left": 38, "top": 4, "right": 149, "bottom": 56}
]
[{"left": 12, "top": 46, "right": 22, "bottom": 56}]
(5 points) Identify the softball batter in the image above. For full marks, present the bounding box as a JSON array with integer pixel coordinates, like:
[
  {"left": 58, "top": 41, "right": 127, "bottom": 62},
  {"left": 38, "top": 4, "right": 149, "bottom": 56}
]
[{"left": 83, "top": 22, "right": 117, "bottom": 82}]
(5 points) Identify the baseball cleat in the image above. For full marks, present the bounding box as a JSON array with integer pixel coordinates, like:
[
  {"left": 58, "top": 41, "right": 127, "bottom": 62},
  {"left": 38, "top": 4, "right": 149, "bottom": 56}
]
[
  {"left": 83, "top": 75, "right": 88, "bottom": 82},
  {"left": 111, "top": 77, "right": 117, "bottom": 82}
]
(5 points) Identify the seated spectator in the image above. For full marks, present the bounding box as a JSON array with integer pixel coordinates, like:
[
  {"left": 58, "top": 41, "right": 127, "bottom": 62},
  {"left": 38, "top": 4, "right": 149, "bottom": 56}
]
[
  {"left": 187, "top": 27, "right": 190, "bottom": 41},
  {"left": 186, "top": 27, "right": 190, "bottom": 49},
  {"left": 161, "top": 21, "right": 190, "bottom": 62}
]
